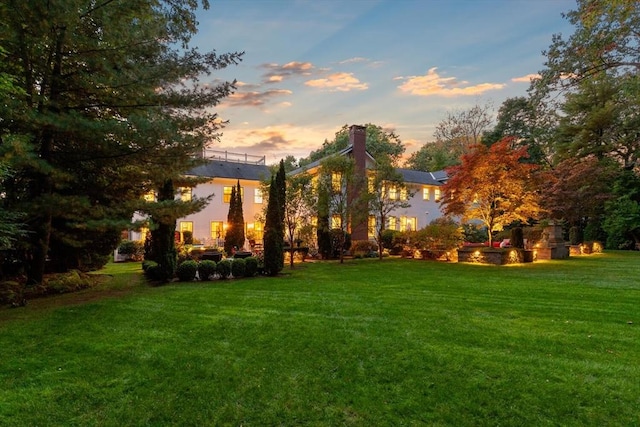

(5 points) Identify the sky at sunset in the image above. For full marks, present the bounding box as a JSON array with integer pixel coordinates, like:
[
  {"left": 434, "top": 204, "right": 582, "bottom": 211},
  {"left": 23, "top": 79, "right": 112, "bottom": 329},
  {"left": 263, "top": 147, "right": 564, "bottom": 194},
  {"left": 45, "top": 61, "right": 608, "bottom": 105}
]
[{"left": 193, "top": 0, "right": 576, "bottom": 165}]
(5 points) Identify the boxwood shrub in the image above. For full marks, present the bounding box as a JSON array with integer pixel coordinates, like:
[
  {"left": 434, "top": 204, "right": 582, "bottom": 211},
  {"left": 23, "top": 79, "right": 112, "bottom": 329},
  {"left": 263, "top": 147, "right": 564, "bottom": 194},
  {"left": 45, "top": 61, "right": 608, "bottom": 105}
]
[
  {"left": 176, "top": 260, "right": 198, "bottom": 282},
  {"left": 231, "top": 258, "right": 246, "bottom": 278},
  {"left": 244, "top": 256, "right": 258, "bottom": 277},
  {"left": 198, "top": 260, "right": 217, "bottom": 281},
  {"left": 217, "top": 259, "right": 232, "bottom": 279}
]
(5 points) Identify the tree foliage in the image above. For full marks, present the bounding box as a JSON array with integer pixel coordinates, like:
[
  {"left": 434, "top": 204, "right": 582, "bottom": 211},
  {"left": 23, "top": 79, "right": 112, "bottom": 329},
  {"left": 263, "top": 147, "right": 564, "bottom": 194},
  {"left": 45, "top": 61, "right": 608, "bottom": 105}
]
[
  {"left": 316, "top": 155, "right": 363, "bottom": 263},
  {"left": 433, "top": 103, "right": 493, "bottom": 157},
  {"left": 224, "top": 180, "right": 245, "bottom": 254},
  {"left": 554, "top": 73, "right": 640, "bottom": 170},
  {"left": 366, "top": 156, "right": 412, "bottom": 259},
  {"left": 283, "top": 173, "right": 314, "bottom": 267},
  {"left": 482, "top": 97, "right": 554, "bottom": 166},
  {"left": 604, "top": 170, "right": 640, "bottom": 249},
  {"left": 405, "top": 140, "right": 459, "bottom": 172},
  {"left": 263, "top": 175, "right": 283, "bottom": 276},
  {"left": 539, "top": 156, "right": 619, "bottom": 231},
  {"left": 534, "top": 0, "right": 640, "bottom": 93},
  {"left": 301, "top": 123, "right": 405, "bottom": 167},
  {"left": 440, "top": 138, "right": 544, "bottom": 246},
  {"left": 407, "top": 103, "right": 494, "bottom": 172},
  {"left": 0, "top": 0, "right": 241, "bottom": 283}
]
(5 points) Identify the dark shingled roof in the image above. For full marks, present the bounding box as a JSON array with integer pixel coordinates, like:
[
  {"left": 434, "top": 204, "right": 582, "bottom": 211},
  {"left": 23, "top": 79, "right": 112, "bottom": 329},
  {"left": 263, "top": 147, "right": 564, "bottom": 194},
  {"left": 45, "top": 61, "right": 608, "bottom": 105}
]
[
  {"left": 397, "top": 168, "right": 447, "bottom": 185},
  {"left": 187, "top": 160, "right": 271, "bottom": 181}
]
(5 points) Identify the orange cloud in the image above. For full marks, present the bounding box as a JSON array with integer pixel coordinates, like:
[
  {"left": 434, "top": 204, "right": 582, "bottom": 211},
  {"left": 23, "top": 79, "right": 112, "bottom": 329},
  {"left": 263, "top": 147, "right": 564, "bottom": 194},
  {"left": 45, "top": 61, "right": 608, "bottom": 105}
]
[
  {"left": 397, "top": 67, "right": 504, "bottom": 97},
  {"left": 305, "top": 72, "right": 368, "bottom": 92},
  {"left": 512, "top": 74, "right": 540, "bottom": 83}
]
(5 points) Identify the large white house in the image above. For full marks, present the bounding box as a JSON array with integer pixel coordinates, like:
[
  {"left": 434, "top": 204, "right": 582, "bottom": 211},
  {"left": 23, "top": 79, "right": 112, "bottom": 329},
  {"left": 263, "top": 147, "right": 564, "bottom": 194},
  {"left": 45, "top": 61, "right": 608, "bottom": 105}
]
[{"left": 133, "top": 125, "right": 447, "bottom": 247}]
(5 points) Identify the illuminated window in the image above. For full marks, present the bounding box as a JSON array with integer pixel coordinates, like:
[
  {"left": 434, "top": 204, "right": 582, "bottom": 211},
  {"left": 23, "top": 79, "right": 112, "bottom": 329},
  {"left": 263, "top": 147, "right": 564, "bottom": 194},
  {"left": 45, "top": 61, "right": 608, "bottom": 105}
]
[
  {"left": 180, "top": 221, "right": 193, "bottom": 233},
  {"left": 223, "top": 186, "right": 243, "bottom": 203},
  {"left": 210, "top": 221, "right": 224, "bottom": 239},
  {"left": 368, "top": 176, "right": 375, "bottom": 193},
  {"left": 254, "top": 188, "right": 263, "bottom": 204},
  {"left": 434, "top": 188, "right": 441, "bottom": 201},
  {"left": 400, "top": 188, "right": 408, "bottom": 201},
  {"left": 252, "top": 222, "right": 264, "bottom": 241},
  {"left": 389, "top": 186, "right": 397, "bottom": 200},
  {"left": 179, "top": 187, "right": 192, "bottom": 202},
  {"left": 423, "top": 187, "right": 430, "bottom": 201},
  {"left": 331, "top": 173, "right": 342, "bottom": 192},
  {"left": 223, "top": 186, "right": 233, "bottom": 203},
  {"left": 368, "top": 216, "right": 376, "bottom": 239},
  {"left": 331, "top": 215, "right": 342, "bottom": 229},
  {"left": 387, "top": 216, "right": 397, "bottom": 231},
  {"left": 400, "top": 216, "right": 416, "bottom": 232}
]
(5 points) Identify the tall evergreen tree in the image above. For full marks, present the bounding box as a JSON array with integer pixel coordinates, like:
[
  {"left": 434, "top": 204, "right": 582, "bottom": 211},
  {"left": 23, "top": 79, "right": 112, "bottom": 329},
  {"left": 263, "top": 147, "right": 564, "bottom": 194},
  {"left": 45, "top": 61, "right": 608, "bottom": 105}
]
[
  {"left": 0, "top": 0, "right": 242, "bottom": 283},
  {"left": 224, "top": 180, "right": 245, "bottom": 254},
  {"left": 275, "top": 161, "right": 286, "bottom": 269},
  {"left": 263, "top": 176, "right": 283, "bottom": 276}
]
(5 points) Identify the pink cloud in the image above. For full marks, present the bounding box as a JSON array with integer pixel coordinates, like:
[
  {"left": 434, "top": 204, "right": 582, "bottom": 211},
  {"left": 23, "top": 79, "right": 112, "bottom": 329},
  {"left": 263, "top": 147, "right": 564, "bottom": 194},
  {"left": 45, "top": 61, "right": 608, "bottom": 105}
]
[
  {"left": 305, "top": 72, "right": 368, "bottom": 92},
  {"left": 397, "top": 67, "right": 505, "bottom": 97}
]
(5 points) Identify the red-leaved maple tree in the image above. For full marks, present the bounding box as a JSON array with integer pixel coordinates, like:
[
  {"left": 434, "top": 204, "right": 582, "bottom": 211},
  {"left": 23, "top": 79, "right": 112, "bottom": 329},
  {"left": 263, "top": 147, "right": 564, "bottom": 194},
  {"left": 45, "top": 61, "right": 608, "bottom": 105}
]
[{"left": 440, "top": 137, "right": 545, "bottom": 246}]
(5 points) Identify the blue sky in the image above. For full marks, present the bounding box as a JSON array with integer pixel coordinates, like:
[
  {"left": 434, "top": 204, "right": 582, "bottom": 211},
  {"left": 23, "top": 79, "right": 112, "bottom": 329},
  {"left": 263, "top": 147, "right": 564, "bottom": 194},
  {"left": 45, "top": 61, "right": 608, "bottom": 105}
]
[{"left": 193, "top": 0, "right": 576, "bottom": 164}]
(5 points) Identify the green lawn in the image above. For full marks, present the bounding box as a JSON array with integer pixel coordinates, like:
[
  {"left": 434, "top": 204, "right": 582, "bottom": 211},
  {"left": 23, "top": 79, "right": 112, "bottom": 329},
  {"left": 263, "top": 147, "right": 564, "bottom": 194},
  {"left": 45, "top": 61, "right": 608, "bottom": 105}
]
[{"left": 1, "top": 253, "right": 639, "bottom": 426}]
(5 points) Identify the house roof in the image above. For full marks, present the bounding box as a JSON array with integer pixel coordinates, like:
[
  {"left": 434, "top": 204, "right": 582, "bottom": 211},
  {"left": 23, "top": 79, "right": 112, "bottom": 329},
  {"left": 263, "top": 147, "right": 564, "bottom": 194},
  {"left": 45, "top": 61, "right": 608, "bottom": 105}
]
[
  {"left": 289, "top": 143, "right": 377, "bottom": 175},
  {"left": 187, "top": 160, "right": 271, "bottom": 181},
  {"left": 397, "top": 168, "right": 446, "bottom": 186}
]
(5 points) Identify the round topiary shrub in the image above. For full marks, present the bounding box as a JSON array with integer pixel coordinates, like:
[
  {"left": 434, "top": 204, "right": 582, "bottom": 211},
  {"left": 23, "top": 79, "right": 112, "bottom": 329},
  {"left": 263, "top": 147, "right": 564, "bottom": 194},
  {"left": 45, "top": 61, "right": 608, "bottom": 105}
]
[
  {"left": 217, "top": 259, "right": 232, "bottom": 279},
  {"left": 244, "top": 256, "right": 258, "bottom": 277},
  {"left": 231, "top": 258, "right": 246, "bottom": 278},
  {"left": 198, "top": 260, "right": 217, "bottom": 281},
  {"left": 176, "top": 260, "right": 198, "bottom": 282}
]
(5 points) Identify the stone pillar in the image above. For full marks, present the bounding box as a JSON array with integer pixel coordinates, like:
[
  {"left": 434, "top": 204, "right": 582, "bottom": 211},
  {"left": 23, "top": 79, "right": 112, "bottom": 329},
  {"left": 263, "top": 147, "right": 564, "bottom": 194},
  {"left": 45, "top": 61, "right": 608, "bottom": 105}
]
[{"left": 536, "top": 221, "right": 569, "bottom": 260}]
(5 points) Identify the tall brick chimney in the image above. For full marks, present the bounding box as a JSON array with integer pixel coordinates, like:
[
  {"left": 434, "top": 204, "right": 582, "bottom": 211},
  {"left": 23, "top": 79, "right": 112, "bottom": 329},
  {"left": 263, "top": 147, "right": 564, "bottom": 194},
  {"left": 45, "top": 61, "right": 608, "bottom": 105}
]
[
  {"left": 349, "top": 125, "right": 368, "bottom": 241},
  {"left": 349, "top": 124, "right": 367, "bottom": 174}
]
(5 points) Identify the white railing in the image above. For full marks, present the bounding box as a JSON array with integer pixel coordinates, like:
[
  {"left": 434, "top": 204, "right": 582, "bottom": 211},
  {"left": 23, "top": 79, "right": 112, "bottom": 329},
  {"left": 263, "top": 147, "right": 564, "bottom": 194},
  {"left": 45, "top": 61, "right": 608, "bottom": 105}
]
[{"left": 202, "top": 149, "right": 265, "bottom": 165}]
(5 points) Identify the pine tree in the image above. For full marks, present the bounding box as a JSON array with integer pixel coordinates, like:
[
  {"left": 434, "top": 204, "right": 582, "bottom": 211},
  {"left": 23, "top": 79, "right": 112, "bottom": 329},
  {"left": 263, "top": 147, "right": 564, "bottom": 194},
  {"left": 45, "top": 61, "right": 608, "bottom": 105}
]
[{"left": 0, "top": 1, "right": 242, "bottom": 284}]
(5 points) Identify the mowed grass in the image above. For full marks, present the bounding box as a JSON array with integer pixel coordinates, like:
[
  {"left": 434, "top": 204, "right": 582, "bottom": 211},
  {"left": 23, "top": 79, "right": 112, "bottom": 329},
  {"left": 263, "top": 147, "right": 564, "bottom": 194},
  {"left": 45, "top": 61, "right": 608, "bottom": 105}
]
[{"left": 1, "top": 253, "right": 639, "bottom": 426}]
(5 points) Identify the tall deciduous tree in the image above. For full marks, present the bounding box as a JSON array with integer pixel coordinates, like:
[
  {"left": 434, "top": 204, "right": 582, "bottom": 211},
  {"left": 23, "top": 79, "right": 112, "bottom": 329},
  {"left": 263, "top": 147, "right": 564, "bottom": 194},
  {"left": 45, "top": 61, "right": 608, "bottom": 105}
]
[
  {"left": 440, "top": 137, "right": 544, "bottom": 246},
  {"left": 405, "top": 140, "right": 459, "bottom": 172},
  {"left": 433, "top": 103, "right": 493, "bottom": 158},
  {"left": 534, "top": 0, "right": 640, "bottom": 93},
  {"left": 283, "top": 173, "right": 314, "bottom": 268},
  {"left": 407, "top": 103, "right": 494, "bottom": 172},
  {"left": 301, "top": 123, "right": 405, "bottom": 167},
  {"left": 366, "top": 156, "right": 412, "bottom": 259},
  {"left": 539, "top": 156, "right": 619, "bottom": 232},
  {"left": 316, "top": 155, "right": 364, "bottom": 263},
  {"left": 0, "top": 0, "right": 241, "bottom": 283}
]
